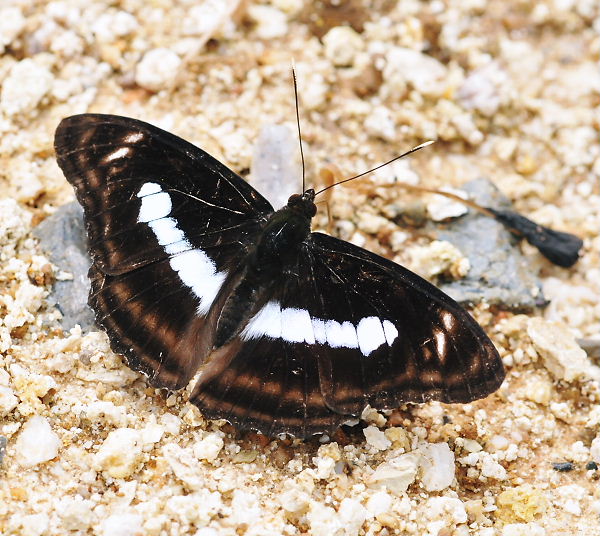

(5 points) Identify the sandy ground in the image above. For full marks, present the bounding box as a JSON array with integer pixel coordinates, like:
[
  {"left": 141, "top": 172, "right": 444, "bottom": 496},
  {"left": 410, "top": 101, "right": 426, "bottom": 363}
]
[{"left": 0, "top": 1, "right": 599, "bottom": 535}]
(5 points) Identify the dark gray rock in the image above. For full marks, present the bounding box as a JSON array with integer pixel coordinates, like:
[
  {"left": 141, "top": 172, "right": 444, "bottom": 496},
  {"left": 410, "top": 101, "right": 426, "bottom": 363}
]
[
  {"left": 435, "top": 178, "right": 545, "bottom": 310},
  {"left": 33, "top": 201, "right": 95, "bottom": 331}
]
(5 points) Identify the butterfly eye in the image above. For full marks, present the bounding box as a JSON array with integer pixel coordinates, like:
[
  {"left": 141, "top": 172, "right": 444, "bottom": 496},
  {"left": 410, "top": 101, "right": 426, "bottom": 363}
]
[{"left": 287, "top": 193, "right": 302, "bottom": 205}]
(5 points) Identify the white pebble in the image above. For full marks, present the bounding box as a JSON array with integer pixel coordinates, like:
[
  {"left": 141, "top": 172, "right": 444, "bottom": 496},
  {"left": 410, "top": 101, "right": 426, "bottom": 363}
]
[
  {"left": 227, "top": 489, "right": 261, "bottom": 526},
  {"left": 323, "top": 26, "right": 364, "bottom": 67},
  {"left": 418, "top": 442, "right": 455, "bottom": 491},
  {"left": 365, "top": 106, "right": 396, "bottom": 142},
  {"left": 247, "top": 5, "right": 288, "bottom": 39},
  {"left": 502, "top": 522, "right": 546, "bottom": 536},
  {"left": 590, "top": 436, "right": 600, "bottom": 464},
  {"left": 338, "top": 498, "right": 367, "bottom": 536},
  {"left": 458, "top": 63, "right": 506, "bottom": 117},
  {"left": 307, "top": 501, "right": 343, "bottom": 536},
  {"left": 0, "top": 7, "right": 26, "bottom": 53},
  {"left": 183, "top": 1, "right": 240, "bottom": 42},
  {"left": 192, "top": 432, "right": 224, "bottom": 462},
  {"left": 480, "top": 453, "right": 508, "bottom": 480},
  {"left": 368, "top": 453, "right": 420, "bottom": 494},
  {"left": 426, "top": 496, "right": 468, "bottom": 524},
  {"left": 0, "top": 59, "right": 54, "bottom": 117},
  {"left": 100, "top": 513, "right": 143, "bottom": 536},
  {"left": 0, "top": 385, "right": 18, "bottom": 416},
  {"left": 366, "top": 490, "right": 393, "bottom": 516},
  {"left": 135, "top": 48, "right": 181, "bottom": 92},
  {"left": 426, "top": 187, "right": 469, "bottom": 221},
  {"left": 15, "top": 416, "right": 61, "bottom": 467},
  {"left": 383, "top": 47, "right": 448, "bottom": 97},
  {"left": 95, "top": 428, "right": 143, "bottom": 478},
  {"left": 528, "top": 318, "right": 599, "bottom": 383},
  {"left": 363, "top": 425, "right": 391, "bottom": 451}
]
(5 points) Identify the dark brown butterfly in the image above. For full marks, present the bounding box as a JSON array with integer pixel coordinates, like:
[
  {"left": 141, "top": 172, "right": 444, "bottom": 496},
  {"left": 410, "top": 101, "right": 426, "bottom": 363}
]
[{"left": 55, "top": 114, "right": 504, "bottom": 438}]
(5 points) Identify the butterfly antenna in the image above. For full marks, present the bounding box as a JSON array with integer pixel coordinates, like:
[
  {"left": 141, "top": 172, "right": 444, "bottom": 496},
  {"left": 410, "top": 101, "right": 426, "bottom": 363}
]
[
  {"left": 314, "top": 140, "right": 435, "bottom": 196},
  {"left": 292, "top": 61, "right": 307, "bottom": 192}
]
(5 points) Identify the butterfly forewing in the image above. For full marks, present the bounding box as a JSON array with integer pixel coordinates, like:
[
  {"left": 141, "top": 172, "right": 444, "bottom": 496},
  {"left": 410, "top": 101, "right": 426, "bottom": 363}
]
[{"left": 55, "top": 114, "right": 274, "bottom": 389}]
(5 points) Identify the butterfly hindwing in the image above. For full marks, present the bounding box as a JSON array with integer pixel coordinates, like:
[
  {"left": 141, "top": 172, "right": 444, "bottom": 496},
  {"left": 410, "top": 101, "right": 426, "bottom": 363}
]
[
  {"left": 55, "top": 114, "right": 274, "bottom": 389},
  {"left": 304, "top": 233, "right": 505, "bottom": 414},
  {"left": 188, "top": 231, "right": 503, "bottom": 437}
]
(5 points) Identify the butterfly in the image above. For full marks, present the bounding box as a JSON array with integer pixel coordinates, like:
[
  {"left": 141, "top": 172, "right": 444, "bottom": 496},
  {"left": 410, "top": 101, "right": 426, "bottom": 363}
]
[{"left": 54, "top": 114, "right": 505, "bottom": 439}]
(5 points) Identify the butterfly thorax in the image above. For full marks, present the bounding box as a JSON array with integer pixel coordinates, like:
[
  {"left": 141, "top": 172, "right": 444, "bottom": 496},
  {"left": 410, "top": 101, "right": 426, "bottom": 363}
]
[{"left": 212, "top": 190, "right": 317, "bottom": 348}]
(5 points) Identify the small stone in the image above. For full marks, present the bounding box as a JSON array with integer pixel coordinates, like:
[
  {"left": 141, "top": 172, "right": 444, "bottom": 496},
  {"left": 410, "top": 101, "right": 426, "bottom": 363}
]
[
  {"left": 363, "top": 425, "right": 391, "bottom": 451},
  {"left": 480, "top": 453, "right": 508, "bottom": 480},
  {"left": 497, "top": 485, "right": 548, "bottom": 522},
  {"left": 165, "top": 490, "right": 223, "bottom": 526},
  {"left": 100, "top": 513, "right": 143, "bottom": 536},
  {"left": 524, "top": 378, "right": 553, "bottom": 405},
  {"left": 590, "top": 437, "right": 600, "bottom": 464},
  {"left": 135, "top": 48, "right": 181, "bottom": 92},
  {"left": 247, "top": 5, "right": 288, "bottom": 39},
  {"left": 408, "top": 240, "right": 470, "bottom": 281},
  {"left": 182, "top": 0, "right": 240, "bottom": 43},
  {"left": 368, "top": 453, "right": 420, "bottom": 494},
  {"left": 383, "top": 47, "right": 448, "bottom": 97},
  {"left": 366, "top": 490, "right": 393, "bottom": 517},
  {"left": 227, "top": 489, "right": 261, "bottom": 527},
  {"left": 0, "top": 59, "right": 54, "bottom": 117},
  {"left": 418, "top": 442, "right": 455, "bottom": 491},
  {"left": 528, "top": 317, "right": 598, "bottom": 382},
  {"left": 192, "top": 432, "right": 224, "bottom": 462},
  {"left": 0, "top": 385, "right": 18, "bottom": 416},
  {"left": 458, "top": 63, "right": 506, "bottom": 117},
  {"left": 250, "top": 124, "right": 302, "bottom": 210},
  {"left": 56, "top": 496, "right": 95, "bottom": 532},
  {"left": 426, "top": 188, "right": 469, "bottom": 221},
  {"left": 502, "top": 523, "right": 546, "bottom": 536},
  {"left": 95, "top": 428, "right": 143, "bottom": 478},
  {"left": 338, "top": 498, "right": 367, "bottom": 536},
  {"left": 425, "top": 496, "right": 468, "bottom": 524},
  {"left": 364, "top": 106, "right": 396, "bottom": 142},
  {"left": 15, "top": 416, "right": 61, "bottom": 467},
  {"left": 552, "top": 462, "right": 575, "bottom": 472},
  {"left": 323, "top": 26, "right": 364, "bottom": 67},
  {"left": 0, "top": 6, "right": 26, "bottom": 53}
]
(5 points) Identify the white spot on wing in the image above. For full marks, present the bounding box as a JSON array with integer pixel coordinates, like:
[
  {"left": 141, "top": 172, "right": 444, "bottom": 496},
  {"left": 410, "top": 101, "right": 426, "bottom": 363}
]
[
  {"left": 312, "top": 318, "right": 327, "bottom": 344},
  {"left": 356, "top": 316, "right": 386, "bottom": 356},
  {"left": 434, "top": 330, "right": 447, "bottom": 359},
  {"left": 241, "top": 301, "right": 282, "bottom": 340},
  {"left": 281, "top": 308, "right": 315, "bottom": 344},
  {"left": 325, "top": 319, "right": 359, "bottom": 349},
  {"left": 441, "top": 311, "right": 455, "bottom": 331},
  {"left": 138, "top": 182, "right": 162, "bottom": 197},
  {"left": 104, "top": 146, "right": 131, "bottom": 162},
  {"left": 382, "top": 320, "right": 398, "bottom": 346},
  {"left": 124, "top": 131, "right": 144, "bottom": 143},
  {"left": 138, "top": 191, "right": 172, "bottom": 223}
]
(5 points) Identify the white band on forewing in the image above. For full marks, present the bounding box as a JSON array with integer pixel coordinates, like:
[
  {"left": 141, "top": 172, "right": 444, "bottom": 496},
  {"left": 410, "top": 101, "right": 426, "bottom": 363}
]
[{"left": 137, "top": 182, "right": 226, "bottom": 315}]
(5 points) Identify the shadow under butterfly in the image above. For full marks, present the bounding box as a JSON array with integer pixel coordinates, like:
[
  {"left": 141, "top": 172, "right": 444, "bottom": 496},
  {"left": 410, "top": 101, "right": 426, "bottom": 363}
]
[{"left": 55, "top": 113, "right": 563, "bottom": 439}]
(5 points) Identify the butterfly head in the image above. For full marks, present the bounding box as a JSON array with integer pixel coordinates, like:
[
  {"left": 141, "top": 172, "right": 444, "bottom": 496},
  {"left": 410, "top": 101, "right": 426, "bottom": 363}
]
[{"left": 287, "top": 189, "right": 317, "bottom": 218}]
